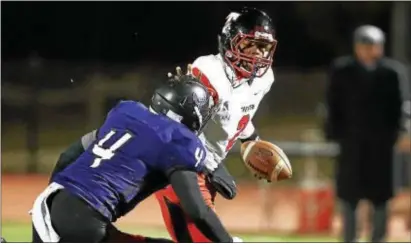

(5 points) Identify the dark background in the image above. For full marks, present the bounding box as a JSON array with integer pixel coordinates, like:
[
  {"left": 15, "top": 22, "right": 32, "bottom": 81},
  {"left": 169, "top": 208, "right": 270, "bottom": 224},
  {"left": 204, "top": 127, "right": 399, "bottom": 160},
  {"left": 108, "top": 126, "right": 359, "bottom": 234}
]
[
  {"left": 2, "top": 1, "right": 393, "bottom": 68},
  {"left": 0, "top": 1, "right": 405, "bottom": 125}
]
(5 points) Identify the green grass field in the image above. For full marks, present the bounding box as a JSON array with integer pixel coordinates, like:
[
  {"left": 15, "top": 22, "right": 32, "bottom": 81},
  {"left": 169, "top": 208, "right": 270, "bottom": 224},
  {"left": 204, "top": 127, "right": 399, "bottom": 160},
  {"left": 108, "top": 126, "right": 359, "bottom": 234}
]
[{"left": 2, "top": 222, "right": 338, "bottom": 242}]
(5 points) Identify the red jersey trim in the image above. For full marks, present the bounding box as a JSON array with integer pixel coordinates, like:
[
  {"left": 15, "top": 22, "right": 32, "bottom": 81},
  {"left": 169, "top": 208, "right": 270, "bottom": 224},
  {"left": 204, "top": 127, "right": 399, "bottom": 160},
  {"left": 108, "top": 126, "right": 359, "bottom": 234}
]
[{"left": 192, "top": 67, "right": 219, "bottom": 104}]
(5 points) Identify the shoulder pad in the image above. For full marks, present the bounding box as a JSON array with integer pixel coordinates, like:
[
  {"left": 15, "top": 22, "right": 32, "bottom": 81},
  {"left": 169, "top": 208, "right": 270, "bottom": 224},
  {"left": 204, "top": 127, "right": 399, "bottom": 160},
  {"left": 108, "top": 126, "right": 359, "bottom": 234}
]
[
  {"left": 192, "top": 54, "right": 232, "bottom": 103},
  {"left": 164, "top": 125, "right": 207, "bottom": 170},
  {"left": 251, "top": 67, "right": 275, "bottom": 95},
  {"left": 262, "top": 67, "right": 275, "bottom": 89},
  {"left": 115, "top": 100, "right": 142, "bottom": 108}
]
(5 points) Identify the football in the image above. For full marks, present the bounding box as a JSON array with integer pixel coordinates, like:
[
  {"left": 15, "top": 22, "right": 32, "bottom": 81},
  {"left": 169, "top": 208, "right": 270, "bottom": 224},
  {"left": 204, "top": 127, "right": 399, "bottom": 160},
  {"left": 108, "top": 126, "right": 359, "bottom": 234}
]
[{"left": 240, "top": 140, "right": 292, "bottom": 182}]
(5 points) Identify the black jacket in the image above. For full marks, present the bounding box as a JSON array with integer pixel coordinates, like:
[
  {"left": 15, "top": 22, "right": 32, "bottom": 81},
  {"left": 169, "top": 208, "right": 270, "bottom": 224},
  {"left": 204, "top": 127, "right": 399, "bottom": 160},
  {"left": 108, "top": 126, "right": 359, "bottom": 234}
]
[{"left": 324, "top": 56, "right": 410, "bottom": 203}]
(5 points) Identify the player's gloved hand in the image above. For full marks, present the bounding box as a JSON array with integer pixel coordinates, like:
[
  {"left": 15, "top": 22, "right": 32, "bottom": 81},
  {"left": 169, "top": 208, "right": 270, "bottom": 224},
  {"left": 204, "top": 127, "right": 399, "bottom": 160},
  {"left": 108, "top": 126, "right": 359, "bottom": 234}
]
[
  {"left": 208, "top": 163, "right": 237, "bottom": 200},
  {"left": 167, "top": 64, "right": 193, "bottom": 81},
  {"left": 232, "top": 236, "right": 243, "bottom": 242}
]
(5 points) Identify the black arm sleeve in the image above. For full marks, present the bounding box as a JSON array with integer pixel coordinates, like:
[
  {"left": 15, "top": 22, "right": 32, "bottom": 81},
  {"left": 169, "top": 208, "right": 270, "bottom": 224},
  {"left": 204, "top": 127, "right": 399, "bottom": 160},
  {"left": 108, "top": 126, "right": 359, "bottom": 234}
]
[
  {"left": 49, "top": 130, "right": 97, "bottom": 183},
  {"left": 168, "top": 170, "right": 233, "bottom": 243}
]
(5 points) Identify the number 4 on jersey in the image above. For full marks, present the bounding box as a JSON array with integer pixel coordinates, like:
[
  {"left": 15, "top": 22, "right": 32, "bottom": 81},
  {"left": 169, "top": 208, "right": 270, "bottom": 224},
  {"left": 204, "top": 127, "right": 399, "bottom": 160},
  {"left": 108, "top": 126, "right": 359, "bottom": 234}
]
[
  {"left": 90, "top": 130, "right": 133, "bottom": 168},
  {"left": 194, "top": 147, "right": 205, "bottom": 168}
]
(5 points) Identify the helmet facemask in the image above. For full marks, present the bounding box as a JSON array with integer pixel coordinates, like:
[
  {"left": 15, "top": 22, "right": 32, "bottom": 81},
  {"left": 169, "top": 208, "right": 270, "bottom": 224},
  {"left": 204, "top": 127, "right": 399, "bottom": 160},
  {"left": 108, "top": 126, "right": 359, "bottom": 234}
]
[
  {"left": 227, "top": 31, "right": 277, "bottom": 78},
  {"left": 219, "top": 8, "right": 278, "bottom": 84}
]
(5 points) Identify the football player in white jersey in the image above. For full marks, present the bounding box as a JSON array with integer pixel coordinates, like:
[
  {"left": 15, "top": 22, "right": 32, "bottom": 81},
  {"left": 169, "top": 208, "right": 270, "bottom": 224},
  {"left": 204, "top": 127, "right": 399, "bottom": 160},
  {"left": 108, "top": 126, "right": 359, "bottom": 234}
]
[{"left": 155, "top": 7, "right": 277, "bottom": 242}]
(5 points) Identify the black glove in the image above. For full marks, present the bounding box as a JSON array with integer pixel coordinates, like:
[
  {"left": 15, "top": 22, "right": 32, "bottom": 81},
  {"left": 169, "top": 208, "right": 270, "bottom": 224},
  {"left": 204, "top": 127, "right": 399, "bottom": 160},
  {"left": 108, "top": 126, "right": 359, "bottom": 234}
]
[{"left": 208, "top": 163, "right": 237, "bottom": 200}]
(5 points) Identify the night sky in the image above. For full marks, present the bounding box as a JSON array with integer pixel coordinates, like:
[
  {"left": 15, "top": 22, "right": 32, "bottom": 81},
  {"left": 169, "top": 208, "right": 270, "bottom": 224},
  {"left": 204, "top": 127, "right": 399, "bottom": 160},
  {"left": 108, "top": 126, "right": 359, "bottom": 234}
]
[{"left": 2, "top": 1, "right": 392, "bottom": 67}]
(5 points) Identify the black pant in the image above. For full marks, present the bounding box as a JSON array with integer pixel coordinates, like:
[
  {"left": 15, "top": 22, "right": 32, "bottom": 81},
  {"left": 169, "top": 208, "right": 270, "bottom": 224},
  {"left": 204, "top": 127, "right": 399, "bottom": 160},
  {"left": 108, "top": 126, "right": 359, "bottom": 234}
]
[
  {"left": 32, "top": 189, "right": 110, "bottom": 243},
  {"left": 341, "top": 199, "right": 388, "bottom": 242},
  {"left": 32, "top": 189, "right": 174, "bottom": 243}
]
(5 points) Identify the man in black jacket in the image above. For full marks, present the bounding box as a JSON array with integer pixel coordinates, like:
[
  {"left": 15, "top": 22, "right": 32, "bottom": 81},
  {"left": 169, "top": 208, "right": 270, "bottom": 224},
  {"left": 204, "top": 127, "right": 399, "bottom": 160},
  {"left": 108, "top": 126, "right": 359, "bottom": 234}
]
[{"left": 324, "top": 25, "right": 410, "bottom": 242}]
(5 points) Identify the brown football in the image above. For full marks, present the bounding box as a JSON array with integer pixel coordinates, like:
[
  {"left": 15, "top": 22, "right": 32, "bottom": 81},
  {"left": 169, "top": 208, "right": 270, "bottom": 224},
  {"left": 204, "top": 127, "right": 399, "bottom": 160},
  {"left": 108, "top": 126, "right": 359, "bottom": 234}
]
[{"left": 240, "top": 140, "right": 292, "bottom": 182}]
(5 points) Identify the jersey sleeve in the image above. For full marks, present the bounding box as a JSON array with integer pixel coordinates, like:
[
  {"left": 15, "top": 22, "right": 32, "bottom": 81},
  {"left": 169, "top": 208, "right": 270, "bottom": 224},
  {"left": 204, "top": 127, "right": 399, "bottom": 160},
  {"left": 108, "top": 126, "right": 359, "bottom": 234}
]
[
  {"left": 192, "top": 55, "right": 232, "bottom": 105},
  {"left": 159, "top": 127, "right": 207, "bottom": 176},
  {"left": 262, "top": 68, "right": 275, "bottom": 96},
  {"left": 239, "top": 122, "right": 257, "bottom": 140}
]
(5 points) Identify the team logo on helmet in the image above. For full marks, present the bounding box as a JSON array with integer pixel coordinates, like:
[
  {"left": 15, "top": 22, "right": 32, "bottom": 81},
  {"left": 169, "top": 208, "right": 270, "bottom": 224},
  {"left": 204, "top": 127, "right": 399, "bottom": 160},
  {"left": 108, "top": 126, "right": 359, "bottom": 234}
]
[{"left": 192, "top": 90, "right": 208, "bottom": 107}]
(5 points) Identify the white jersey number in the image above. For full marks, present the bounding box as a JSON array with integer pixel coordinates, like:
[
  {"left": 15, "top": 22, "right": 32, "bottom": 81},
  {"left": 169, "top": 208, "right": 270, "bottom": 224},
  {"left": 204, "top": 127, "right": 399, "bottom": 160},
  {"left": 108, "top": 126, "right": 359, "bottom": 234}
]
[
  {"left": 194, "top": 147, "right": 205, "bottom": 168},
  {"left": 90, "top": 130, "right": 133, "bottom": 168},
  {"left": 226, "top": 115, "right": 250, "bottom": 151}
]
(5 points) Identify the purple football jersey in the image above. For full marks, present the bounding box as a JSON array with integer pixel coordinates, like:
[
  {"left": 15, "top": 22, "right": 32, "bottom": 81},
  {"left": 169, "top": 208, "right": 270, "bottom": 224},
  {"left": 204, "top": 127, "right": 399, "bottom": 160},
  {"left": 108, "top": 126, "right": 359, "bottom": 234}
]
[{"left": 53, "top": 100, "right": 206, "bottom": 221}]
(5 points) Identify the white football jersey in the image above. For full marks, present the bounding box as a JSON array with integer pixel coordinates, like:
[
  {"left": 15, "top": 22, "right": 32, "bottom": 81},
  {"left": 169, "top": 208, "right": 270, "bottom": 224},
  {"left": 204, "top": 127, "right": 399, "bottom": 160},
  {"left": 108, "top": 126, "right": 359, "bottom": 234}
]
[{"left": 191, "top": 54, "right": 275, "bottom": 163}]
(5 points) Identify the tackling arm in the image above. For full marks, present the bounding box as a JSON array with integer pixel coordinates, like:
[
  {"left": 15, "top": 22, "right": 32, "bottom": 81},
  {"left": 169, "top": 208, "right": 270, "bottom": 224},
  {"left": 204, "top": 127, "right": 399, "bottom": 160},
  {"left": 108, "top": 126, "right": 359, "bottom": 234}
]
[
  {"left": 190, "top": 61, "right": 239, "bottom": 200},
  {"left": 168, "top": 169, "right": 233, "bottom": 243}
]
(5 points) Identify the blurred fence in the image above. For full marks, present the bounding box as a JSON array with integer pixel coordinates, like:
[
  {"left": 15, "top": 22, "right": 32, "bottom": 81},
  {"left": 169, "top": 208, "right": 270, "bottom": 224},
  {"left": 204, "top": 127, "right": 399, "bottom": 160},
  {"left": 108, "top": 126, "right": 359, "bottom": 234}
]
[
  {"left": 2, "top": 61, "right": 410, "bottom": 188},
  {"left": 1, "top": 60, "right": 330, "bottom": 177}
]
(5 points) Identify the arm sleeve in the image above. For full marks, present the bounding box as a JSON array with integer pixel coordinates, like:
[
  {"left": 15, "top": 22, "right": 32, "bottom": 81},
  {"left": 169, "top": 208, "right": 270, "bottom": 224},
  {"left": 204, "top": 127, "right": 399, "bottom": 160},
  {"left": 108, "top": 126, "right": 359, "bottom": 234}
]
[
  {"left": 262, "top": 72, "right": 275, "bottom": 96},
  {"left": 168, "top": 170, "right": 233, "bottom": 243},
  {"left": 239, "top": 123, "right": 259, "bottom": 142},
  {"left": 49, "top": 130, "right": 97, "bottom": 182}
]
